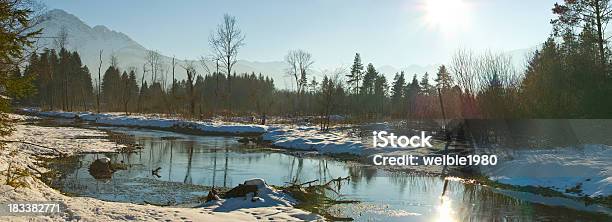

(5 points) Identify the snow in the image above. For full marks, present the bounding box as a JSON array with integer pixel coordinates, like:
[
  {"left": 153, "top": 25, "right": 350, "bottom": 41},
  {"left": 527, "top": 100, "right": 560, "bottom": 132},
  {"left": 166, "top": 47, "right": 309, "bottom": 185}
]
[
  {"left": 262, "top": 125, "right": 366, "bottom": 155},
  {"left": 0, "top": 114, "right": 324, "bottom": 221},
  {"left": 480, "top": 144, "right": 612, "bottom": 198},
  {"left": 8, "top": 124, "right": 125, "bottom": 154},
  {"left": 200, "top": 179, "right": 321, "bottom": 221},
  {"left": 98, "top": 157, "right": 111, "bottom": 164},
  {"left": 261, "top": 125, "right": 427, "bottom": 157},
  {"left": 22, "top": 109, "right": 268, "bottom": 135},
  {"left": 23, "top": 109, "right": 382, "bottom": 156}
]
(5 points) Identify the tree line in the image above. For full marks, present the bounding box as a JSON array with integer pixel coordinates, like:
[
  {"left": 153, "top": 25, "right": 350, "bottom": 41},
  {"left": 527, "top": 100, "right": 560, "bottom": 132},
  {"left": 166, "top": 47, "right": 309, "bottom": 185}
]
[{"left": 12, "top": 0, "right": 612, "bottom": 121}]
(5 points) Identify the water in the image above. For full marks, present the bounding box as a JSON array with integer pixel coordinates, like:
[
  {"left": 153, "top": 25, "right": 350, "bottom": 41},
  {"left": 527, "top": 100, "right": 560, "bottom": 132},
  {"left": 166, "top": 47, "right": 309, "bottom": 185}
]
[{"left": 47, "top": 126, "right": 611, "bottom": 221}]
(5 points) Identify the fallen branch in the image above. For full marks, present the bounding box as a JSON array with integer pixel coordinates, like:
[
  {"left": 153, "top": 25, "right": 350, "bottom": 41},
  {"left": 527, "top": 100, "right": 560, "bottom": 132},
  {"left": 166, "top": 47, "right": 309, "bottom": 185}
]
[
  {"left": 323, "top": 176, "right": 350, "bottom": 187},
  {"left": 287, "top": 179, "right": 319, "bottom": 187}
]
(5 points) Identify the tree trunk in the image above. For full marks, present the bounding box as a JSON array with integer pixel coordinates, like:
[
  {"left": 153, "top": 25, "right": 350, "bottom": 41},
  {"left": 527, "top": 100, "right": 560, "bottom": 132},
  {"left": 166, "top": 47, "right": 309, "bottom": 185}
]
[{"left": 595, "top": 2, "right": 607, "bottom": 67}]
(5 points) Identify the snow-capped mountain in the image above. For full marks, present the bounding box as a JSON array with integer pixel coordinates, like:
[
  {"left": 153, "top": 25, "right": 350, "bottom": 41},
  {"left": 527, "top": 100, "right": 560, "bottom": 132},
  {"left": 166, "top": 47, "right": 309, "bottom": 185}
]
[
  {"left": 33, "top": 9, "right": 532, "bottom": 89},
  {"left": 33, "top": 9, "right": 294, "bottom": 87}
]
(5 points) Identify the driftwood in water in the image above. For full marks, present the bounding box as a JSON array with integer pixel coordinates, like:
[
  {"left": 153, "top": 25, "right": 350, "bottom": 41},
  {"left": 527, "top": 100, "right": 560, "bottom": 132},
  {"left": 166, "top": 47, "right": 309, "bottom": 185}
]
[
  {"left": 283, "top": 176, "right": 355, "bottom": 221},
  {"left": 152, "top": 167, "right": 161, "bottom": 178},
  {"left": 205, "top": 187, "right": 220, "bottom": 202}
]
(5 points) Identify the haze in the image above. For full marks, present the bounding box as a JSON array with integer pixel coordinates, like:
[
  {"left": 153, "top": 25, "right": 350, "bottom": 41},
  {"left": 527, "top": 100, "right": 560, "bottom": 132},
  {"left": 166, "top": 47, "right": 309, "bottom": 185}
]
[{"left": 39, "top": 0, "right": 557, "bottom": 69}]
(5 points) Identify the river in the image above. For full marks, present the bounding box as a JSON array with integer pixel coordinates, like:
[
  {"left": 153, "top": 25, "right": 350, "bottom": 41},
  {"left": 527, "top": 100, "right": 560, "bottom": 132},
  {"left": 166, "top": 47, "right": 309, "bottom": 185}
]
[{"left": 42, "top": 122, "right": 611, "bottom": 221}]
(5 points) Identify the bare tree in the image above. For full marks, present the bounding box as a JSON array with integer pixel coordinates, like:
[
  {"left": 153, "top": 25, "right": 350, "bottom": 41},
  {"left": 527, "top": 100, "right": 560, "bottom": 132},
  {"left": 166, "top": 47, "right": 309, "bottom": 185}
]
[
  {"left": 199, "top": 56, "right": 214, "bottom": 76},
  {"left": 450, "top": 49, "right": 478, "bottom": 96},
  {"left": 199, "top": 56, "right": 221, "bottom": 114},
  {"left": 319, "top": 67, "right": 346, "bottom": 131},
  {"left": 97, "top": 49, "right": 103, "bottom": 113},
  {"left": 475, "top": 51, "right": 519, "bottom": 92},
  {"left": 284, "top": 49, "right": 314, "bottom": 93},
  {"left": 171, "top": 56, "right": 177, "bottom": 87},
  {"left": 209, "top": 14, "right": 246, "bottom": 113},
  {"left": 109, "top": 53, "right": 118, "bottom": 68},
  {"left": 169, "top": 56, "right": 177, "bottom": 113},
  {"left": 137, "top": 63, "right": 147, "bottom": 113},
  {"left": 145, "top": 50, "right": 162, "bottom": 84},
  {"left": 182, "top": 61, "right": 197, "bottom": 118}
]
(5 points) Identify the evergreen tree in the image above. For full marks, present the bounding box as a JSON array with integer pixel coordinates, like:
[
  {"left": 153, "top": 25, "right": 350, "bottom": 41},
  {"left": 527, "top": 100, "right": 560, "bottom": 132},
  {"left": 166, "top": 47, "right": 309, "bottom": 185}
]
[
  {"left": 374, "top": 75, "right": 388, "bottom": 97},
  {"left": 420, "top": 72, "right": 434, "bottom": 95},
  {"left": 434, "top": 65, "right": 453, "bottom": 90},
  {"left": 346, "top": 53, "right": 364, "bottom": 94},
  {"left": 391, "top": 72, "right": 405, "bottom": 102},
  {"left": 101, "top": 66, "right": 122, "bottom": 110},
  {"left": 361, "top": 63, "right": 378, "bottom": 95},
  {"left": 373, "top": 74, "right": 388, "bottom": 115},
  {"left": 309, "top": 77, "right": 318, "bottom": 94}
]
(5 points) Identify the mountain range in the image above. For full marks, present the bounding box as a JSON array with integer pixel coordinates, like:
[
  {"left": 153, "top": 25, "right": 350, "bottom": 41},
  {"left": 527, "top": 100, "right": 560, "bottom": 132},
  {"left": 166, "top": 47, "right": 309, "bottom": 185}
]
[{"left": 32, "top": 9, "right": 533, "bottom": 89}]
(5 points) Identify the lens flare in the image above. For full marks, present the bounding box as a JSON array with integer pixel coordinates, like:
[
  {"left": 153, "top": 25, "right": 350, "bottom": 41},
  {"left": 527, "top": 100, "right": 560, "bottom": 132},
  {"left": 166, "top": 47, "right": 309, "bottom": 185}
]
[
  {"left": 421, "top": 0, "right": 470, "bottom": 35},
  {"left": 436, "top": 195, "right": 457, "bottom": 222}
]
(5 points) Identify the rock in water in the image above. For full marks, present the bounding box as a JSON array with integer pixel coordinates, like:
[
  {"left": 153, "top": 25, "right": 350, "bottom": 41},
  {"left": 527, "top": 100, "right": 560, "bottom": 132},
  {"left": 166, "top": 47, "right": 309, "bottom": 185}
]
[
  {"left": 224, "top": 178, "right": 267, "bottom": 198},
  {"left": 88, "top": 158, "right": 113, "bottom": 179},
  {"left": 98, "top": 157, "right": 111, "bottom": 163},
  {"left": 244, "top": 178, "right": 267, "bottom": 189}
]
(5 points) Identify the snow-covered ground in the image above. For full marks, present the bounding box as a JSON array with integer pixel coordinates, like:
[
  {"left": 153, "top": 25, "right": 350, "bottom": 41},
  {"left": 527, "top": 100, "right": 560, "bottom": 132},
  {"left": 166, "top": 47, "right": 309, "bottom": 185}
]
[
  {"left": 262, "top": 125, "right": 366, "bottom": 155},
  {"left": 480, "top": 145, "right": 612, "bottom": 198},
  {"left": 22, "top": 109, "right": 377, "bottom": 155},
  {"left": 262, "top": 125, "right": 439, "bottom": 158},
  {"left": 21, "top": 109, "right": 268, "bottom": 135},
  {"left": 0, "top": 114, "right": 322, "bottom": 221}
]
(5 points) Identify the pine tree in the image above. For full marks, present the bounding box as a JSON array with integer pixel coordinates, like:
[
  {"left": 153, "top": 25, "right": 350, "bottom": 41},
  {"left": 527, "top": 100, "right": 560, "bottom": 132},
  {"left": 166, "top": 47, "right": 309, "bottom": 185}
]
[
  {"left": 346, "top": 53, "right": 364, "bottom": 94},
  {"left": 420, "top": 72, "right": 434, "bottom": 95},
  {"left": 361, "top": 63, "right": 378, "bottom": 95},
  {"left": 373, "top": 74, "right": 388, "bottom": 114},
  {"left": 391, "top": 72, "right": 405, "bottom": 102},
  {"left": 405, "top": 74, "right": 420, "bottom": 100},
  {"left": 434, "top": 65, "right": 453, "bottom": 90},
  {"left": 374, "top": 75, "right": 388, "bottom": 97},
  {"left": 309, "top": 77, "right": 318, "bottom": 94},
  {"left": 101, "top": 66, "right": 122, "bottom": 110}
]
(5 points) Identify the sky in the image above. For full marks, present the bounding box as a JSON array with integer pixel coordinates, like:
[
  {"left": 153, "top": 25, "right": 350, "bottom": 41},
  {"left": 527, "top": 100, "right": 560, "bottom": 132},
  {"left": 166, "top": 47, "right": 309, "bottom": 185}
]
[{"left": 39, "top": 0, "right": 558, "bottom": 69}]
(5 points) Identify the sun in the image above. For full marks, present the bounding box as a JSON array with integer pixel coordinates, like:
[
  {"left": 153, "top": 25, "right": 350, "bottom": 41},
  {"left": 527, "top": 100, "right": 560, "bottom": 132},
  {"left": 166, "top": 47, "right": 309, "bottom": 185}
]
[{"left": 421, "top": 0, "right": 470, "bottom": 34}]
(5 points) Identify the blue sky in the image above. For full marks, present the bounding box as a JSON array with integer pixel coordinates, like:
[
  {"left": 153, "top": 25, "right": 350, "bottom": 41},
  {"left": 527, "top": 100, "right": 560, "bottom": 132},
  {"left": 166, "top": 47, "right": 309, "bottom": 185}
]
[{"left": 40, "top": 0, "right": 558, "bottom": 68}]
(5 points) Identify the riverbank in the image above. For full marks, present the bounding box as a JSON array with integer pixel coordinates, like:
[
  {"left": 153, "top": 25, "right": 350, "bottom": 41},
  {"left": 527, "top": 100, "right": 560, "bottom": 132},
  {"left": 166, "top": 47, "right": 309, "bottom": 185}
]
[
  {"left": 0, "top": 114, "right": 323, "bottom": 221},
  {"left": 19, "top": 109, "right": 426, "bottom": 158},
  {"left": 480, "top": 144, "right": 612, "bottom": 198},
  {"left": 20, "top": 109, "right": 268, "bottom": 136},
  {"left": 18, "top": 110, "right": 612, "bottom": 205}
]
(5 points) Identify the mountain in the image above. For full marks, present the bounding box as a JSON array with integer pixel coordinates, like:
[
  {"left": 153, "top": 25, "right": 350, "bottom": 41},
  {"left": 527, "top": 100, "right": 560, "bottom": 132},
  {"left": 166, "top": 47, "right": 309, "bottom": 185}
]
[
  {"left": 33, "top": 9, "right": 296, "bottom": 88},
  {"left": 33, "top": 9, "right": 535, "bottom": 89}
]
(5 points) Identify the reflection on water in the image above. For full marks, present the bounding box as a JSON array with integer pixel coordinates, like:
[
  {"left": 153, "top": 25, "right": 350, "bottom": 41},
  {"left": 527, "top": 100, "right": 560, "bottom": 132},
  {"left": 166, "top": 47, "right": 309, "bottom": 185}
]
[
  {"left": 436, "top": 196, "right": 455, "bottom": 222},
  {"left": 47, "top": 127, "right": 611, "bottom": 221}
]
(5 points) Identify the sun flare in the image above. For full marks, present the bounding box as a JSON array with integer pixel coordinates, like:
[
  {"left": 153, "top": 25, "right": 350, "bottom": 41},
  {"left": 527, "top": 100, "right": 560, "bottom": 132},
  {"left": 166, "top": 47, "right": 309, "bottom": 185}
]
[{"left": 422, "top": 0, "right": 470, "bottom": 34}]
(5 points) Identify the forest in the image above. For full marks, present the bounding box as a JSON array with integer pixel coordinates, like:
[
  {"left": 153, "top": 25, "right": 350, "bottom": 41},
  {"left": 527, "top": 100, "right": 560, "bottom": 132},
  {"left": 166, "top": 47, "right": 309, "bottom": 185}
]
[{"left": 9, "top": 0, "right": 612, "bottom": 120}]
